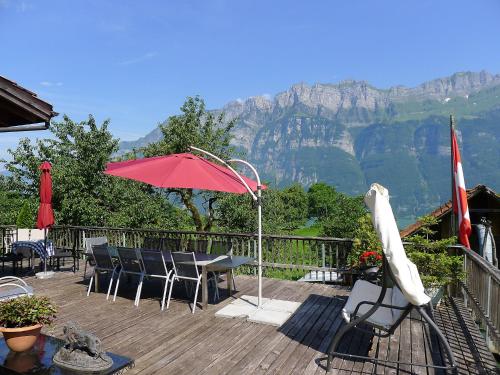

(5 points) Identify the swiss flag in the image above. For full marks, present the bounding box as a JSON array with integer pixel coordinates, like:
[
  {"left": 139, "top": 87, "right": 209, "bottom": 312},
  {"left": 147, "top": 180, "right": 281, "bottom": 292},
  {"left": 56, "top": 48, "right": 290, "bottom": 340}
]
[{"left": 451, "top": 128, "right": 471, "bottom": 248}]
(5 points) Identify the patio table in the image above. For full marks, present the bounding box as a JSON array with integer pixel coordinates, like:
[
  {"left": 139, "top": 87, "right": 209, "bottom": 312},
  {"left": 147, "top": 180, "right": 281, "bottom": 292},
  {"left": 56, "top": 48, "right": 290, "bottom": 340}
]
[{"left": 90, "top": 248, "right": 254, "bottom": 310}]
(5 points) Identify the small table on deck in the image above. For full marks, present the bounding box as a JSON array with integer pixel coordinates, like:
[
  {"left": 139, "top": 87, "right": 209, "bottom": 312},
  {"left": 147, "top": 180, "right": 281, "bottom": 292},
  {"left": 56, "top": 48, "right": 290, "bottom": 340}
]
[
  {"left": 90, "top": 248, "right": 254, "bottom": 310},
  {"left": 0, "top": 334, "right": 133, "bottom": 374}
]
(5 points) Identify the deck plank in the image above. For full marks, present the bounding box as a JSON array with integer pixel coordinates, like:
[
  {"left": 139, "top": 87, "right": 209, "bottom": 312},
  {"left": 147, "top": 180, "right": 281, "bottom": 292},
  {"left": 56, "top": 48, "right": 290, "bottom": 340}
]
[{"left": 1, "top": 263, "right": 496, "bottom": 375}]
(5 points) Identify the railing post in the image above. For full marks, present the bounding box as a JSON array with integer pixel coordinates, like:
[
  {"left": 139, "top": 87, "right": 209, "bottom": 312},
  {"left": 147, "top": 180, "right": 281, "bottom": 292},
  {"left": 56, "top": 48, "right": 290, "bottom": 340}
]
[
  {"left": 486, "top": 274, "right": 492, "bottom": 347},
  {"left": 321, "top": 243, "right": 326, "bottom": 283},
  {"left": 463, "top": 253, "right": 468, "bottom": 308},
  {"left": 122, "top": 232, "right": 126, "bottom": 247}
]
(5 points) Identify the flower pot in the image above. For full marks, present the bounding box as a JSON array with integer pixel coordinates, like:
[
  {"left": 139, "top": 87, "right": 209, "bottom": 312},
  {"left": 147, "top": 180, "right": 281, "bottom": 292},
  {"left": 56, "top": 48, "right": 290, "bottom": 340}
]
[{"left": 0, "top": 324, "right": 42, "bottom": 352}]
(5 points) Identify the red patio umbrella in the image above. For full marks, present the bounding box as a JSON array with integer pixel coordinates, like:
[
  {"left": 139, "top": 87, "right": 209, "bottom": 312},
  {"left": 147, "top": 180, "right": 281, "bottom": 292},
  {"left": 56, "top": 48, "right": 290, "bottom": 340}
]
[
  {"left": 105, "top": 150, "right": 267, "bottom": 307},
  {"left": 36, "top": 161, "right": 54, "bottom": 277},
  {"left": 37, "top": 161, "right": 54, "bottom": 229},
  {"left": 104, "top": 153, "right": 263, "bottom": 193}
]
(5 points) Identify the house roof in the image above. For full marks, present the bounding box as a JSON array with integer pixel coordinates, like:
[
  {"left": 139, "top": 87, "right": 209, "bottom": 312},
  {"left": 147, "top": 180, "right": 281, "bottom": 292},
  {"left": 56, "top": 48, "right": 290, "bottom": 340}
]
[
  {"left": 0, "top": 75, "right": 57, "bottom": 131},
  {"left": 400, "top": 184, "right": 500, "bottom": 238}
]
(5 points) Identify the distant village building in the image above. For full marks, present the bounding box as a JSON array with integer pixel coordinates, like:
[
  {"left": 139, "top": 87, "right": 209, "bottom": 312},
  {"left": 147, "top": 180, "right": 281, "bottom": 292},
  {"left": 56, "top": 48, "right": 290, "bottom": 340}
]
[
  {"left": 0, "top": 75, "right": 56, "bottom": 132},
  {"left": 401, "top": 185, "right": 500, "bottom": 262}
]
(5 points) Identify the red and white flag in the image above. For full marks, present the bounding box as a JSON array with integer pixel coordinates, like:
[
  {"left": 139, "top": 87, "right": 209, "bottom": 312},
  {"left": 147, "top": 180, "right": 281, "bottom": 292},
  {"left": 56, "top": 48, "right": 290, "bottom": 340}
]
[{"left": 451, "top": 128, "right": 471, "bottom": 248}]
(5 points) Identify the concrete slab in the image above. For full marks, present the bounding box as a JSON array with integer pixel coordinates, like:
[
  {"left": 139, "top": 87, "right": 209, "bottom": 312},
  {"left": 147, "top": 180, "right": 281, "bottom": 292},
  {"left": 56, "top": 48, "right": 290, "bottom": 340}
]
[{"left": 215, "top": 294, "right": 301, "bottom": 327}]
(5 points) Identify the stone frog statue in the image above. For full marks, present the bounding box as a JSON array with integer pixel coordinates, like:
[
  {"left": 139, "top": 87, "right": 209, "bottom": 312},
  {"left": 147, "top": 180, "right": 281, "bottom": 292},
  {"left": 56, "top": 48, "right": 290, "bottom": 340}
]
[{"left": 63, "top": 322, "right": 104, "bottom": 359}]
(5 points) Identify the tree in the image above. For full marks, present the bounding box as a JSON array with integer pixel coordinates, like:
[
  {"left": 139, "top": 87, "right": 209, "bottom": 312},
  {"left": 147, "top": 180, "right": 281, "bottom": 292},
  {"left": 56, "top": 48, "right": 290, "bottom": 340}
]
[
  {"left": 0, "top": 176, "right": 26, "bottom": 225},
  {"left": 320, "top": 194, "right": 366, "bottom": 238},
  {"left": 16, "top": 201, "right": 35, "bottom": 228},
  {"left": 143, "top": 96, "right": 237, "bottom": 231},
  {"left": 307, "top": 183, "right": 339, "bottom": 220},
  {"left": 6, "top": 115, "right": 185, "bottom": 228},
  {"left": 215, "top": 184, "right": 308, "bottom": 234}
]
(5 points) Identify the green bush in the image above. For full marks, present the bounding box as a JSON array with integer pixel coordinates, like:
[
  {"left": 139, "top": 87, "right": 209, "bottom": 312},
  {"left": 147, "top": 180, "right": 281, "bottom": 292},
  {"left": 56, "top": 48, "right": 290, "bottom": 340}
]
[
  {"left": 0, "top": 296, "right": 57, "bottom": 328},
  {"left": 405, "top": 215, "right": 464, "bottom": 288},
  {"left": 16, "top": 201, "right": 34, "bottom": 229}
]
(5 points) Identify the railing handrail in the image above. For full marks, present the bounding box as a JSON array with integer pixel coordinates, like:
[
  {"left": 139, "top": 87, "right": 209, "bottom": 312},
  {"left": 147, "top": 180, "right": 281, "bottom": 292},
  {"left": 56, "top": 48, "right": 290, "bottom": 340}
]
[
  {"left": 48, "top": 224, "right": 353, "bottom": 243},
  {"left": 451, "top": 244, "right": 500, "bottom": 283}
]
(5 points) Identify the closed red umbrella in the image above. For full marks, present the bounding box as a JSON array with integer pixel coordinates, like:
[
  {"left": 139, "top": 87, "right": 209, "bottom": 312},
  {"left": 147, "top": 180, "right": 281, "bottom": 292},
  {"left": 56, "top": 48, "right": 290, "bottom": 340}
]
[
  {"left": 104, "top": 153, "right": 263, "bottom": 193},
  {"left": 37, "top": 161, "right": 54, "bottom": 229},
  {"left": 36, "top": 161, "right": 55, "bottom": 277}
]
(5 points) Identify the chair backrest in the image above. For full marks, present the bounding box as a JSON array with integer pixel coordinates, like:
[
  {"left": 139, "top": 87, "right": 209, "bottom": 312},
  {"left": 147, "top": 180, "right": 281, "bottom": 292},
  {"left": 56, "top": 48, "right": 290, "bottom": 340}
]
[
  {"left": 117, "top": 247, "right": 143, "bottom": 274},
  {"left": 171, "top": 252, "right": 199, "bottom": 280},
  {"left": 91, "top": 245, "right": 115, "bottom": 270},
  {"left": 85, "top": 237, "right": 108, "bottom": 254},
  {"left": 187, "top": 239, "right": 209, "bottom": 254},
  {"left": 140, "top": 249, "right": 168, "bottom": 277},
  {"left": 30, "top": 229, "right": 45, "bottom": 241},
  {"left": 210, "top": 240, "right": 232, "bottom": 255},
  {"left": 17, "top": 229, "right": 31, "bottom": 242},
  {"left": 162, "top": 238, "right": 181, "bottom": 252},
  {"left": 142, "top": 237, "right": 162, "bottom": 251}
]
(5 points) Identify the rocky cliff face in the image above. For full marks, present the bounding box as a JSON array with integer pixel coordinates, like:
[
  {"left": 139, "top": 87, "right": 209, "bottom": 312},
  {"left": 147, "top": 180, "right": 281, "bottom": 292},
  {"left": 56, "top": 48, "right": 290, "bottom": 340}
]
[{"left": 119, "top": 71, "right": 500, "bottom": 225}]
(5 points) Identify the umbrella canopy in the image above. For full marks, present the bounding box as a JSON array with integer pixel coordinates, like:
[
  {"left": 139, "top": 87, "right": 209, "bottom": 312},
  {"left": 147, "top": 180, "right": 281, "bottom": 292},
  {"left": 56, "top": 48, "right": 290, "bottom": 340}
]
[
  {"left": 104, "top": 153, "right": 263, "bottom": 194},
  {"left": 36, "top": 161, "right": 55, "bottom": 229}
]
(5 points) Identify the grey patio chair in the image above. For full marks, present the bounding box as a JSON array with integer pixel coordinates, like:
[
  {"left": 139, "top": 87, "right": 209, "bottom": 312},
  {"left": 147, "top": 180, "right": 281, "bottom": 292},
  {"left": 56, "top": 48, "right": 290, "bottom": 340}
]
[
  {"left": 210, "top": 240, "right": 237, "bottom": 291},
  {"left": 113, "top": 247, "right": 145, "bottom": 306},
  {"left": 142, "top": 237, "right": 162, "bottom": 251},
  {"left": 83, "top": 236, "right": 108, "bottom": 279},
  {"left": 166, "top": 251, "right": 218, "bottom": 313},
  {"left": 138, "top": 249, "right": 172, "bottom": 310},
  {"left": 87, "top": 244, "right": 118, "bottom": 300},
  {"left": 0, "top": 276, "right": 33, "bottom": 301}
]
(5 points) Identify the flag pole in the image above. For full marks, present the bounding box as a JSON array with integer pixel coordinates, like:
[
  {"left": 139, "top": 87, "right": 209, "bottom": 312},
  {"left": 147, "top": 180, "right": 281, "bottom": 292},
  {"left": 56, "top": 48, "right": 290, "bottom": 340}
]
[{"left": 450, "top": 115, "right": 456, "bottom": 237}]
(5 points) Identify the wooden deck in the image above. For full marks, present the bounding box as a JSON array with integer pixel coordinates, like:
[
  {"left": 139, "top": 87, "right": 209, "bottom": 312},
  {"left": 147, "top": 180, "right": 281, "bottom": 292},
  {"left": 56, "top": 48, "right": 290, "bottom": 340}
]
[{"left": 4, "top": 266, "right": 498, "bottom": 374}]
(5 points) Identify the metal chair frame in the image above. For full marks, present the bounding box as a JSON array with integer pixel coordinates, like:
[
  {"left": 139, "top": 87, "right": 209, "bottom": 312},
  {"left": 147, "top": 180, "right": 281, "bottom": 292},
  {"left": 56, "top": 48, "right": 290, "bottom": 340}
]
[
  {"left": 166, "top": 252, "right": 203, "bottom": 314},
  {"left": 113, "top": 247, "right": 145, "bottom": 306},
  {"left": 327, "top": 257, "right": 457, "bottom": 373},
  {"left": 138, "top": 249, "right": 172, "bottom": 310},
  {"left": 87, "top": 245, "right": 118, "bottom": 300},
  {"left": 0, "top": 276, "right": 32, "bottom": 300},
  {"left": 83, "top": 236, "right": 108, "bottom": 279}
]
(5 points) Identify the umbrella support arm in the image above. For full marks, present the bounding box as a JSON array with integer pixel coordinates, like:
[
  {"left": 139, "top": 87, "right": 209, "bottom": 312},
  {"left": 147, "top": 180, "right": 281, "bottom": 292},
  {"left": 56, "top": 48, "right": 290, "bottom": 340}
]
[{"left": 189, "top": 146, "right": 263, "bottom": 308}]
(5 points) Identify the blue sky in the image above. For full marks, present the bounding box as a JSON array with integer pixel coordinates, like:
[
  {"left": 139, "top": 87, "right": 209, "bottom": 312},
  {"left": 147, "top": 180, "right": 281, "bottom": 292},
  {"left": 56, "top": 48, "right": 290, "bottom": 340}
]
[{"left": 1, "top": 0, "right": 500, "bottom": 157}]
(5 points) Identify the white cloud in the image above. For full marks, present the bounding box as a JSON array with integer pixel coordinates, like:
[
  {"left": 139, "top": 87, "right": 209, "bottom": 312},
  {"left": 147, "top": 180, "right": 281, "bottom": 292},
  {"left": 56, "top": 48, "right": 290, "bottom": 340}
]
[
  {"left": 119, "top": 52, "right": 158, "bottom": 66},
  {"left": 262, "top": 93, "right": 272, "bottom": 100},
  {"left": 40, "top": 81, "right": 63, "bottom": 87}
]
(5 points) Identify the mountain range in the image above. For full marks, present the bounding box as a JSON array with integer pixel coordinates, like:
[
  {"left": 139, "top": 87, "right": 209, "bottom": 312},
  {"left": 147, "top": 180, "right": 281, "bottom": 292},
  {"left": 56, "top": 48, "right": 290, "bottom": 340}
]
[{"left": 120, "top": 71, "right": 500, "bottom": 227}]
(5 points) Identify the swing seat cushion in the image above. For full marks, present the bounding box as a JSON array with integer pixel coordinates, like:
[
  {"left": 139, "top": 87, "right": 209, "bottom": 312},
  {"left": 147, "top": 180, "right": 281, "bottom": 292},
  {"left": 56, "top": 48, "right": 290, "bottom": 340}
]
[{"left": 342, "top": 280, "right": 408, "bottom": 330}]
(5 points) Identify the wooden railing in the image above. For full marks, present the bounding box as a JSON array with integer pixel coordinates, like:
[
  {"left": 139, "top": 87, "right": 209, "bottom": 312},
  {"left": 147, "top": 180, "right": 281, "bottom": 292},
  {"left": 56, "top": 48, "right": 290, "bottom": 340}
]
[
  {"left": 452, "top": 245, "right": 500, "bottom": 352},
  {"left": 43, "top": 225, "right": 353, "bottom": 280}
]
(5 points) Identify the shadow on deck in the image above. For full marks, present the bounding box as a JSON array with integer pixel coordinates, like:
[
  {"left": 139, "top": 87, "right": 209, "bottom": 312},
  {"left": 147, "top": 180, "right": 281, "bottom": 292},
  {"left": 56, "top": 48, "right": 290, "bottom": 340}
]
[{"left": 1, "top": 264, "right": 497, "bottom": 374}]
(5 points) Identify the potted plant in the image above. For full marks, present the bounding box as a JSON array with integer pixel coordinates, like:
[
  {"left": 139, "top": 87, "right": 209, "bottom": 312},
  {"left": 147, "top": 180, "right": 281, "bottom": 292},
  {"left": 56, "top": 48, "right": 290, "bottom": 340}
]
[
  {"left": 0, "top": 296, "right": 57, "bottom": 352},
  {"left": 345, "top": 215, "right": 384, "bottom": 285}
]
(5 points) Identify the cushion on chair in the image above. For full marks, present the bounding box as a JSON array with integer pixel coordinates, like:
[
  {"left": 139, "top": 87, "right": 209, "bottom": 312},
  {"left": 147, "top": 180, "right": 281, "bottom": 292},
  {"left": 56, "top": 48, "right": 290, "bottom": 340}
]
[
  {"left": 390, "top": 285, "right": 409, "bottom": 321},
  {"left": 0, "top": 286, "right": 33, "bottom": 301},
  {"left": 17, "top": 229, "right": 31, "bottom": 241},
  {"left": 29, "top": 229, "right": 45, "bottom": 241},
  {"left": 342, "top": 280, "right": 396, "bottom": 329}
]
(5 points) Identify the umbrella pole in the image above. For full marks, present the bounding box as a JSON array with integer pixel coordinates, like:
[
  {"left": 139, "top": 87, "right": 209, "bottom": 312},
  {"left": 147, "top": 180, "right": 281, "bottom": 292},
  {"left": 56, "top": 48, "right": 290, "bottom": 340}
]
[
  {"left": 44, "top": 228, "right": 47, "bottom": 274},
  {"left": 257, "top": 185, "right": 262, "bottom": 308}
]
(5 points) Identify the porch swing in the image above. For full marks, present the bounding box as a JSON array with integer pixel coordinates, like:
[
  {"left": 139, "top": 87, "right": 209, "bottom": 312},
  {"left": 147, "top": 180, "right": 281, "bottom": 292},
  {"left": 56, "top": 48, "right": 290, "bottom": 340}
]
[{"left": 326, "top": 183, "right": 457, "bottom": 373}]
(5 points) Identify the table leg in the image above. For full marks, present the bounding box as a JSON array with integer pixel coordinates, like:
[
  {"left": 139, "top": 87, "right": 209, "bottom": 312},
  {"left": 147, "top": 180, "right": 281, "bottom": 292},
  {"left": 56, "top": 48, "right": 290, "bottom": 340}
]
[
  {"left": 226, "top": 269, "right": 233, "bottom": 296},
  {"left": 202, "top": 266, "right": 208, "bottom": 310}
]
